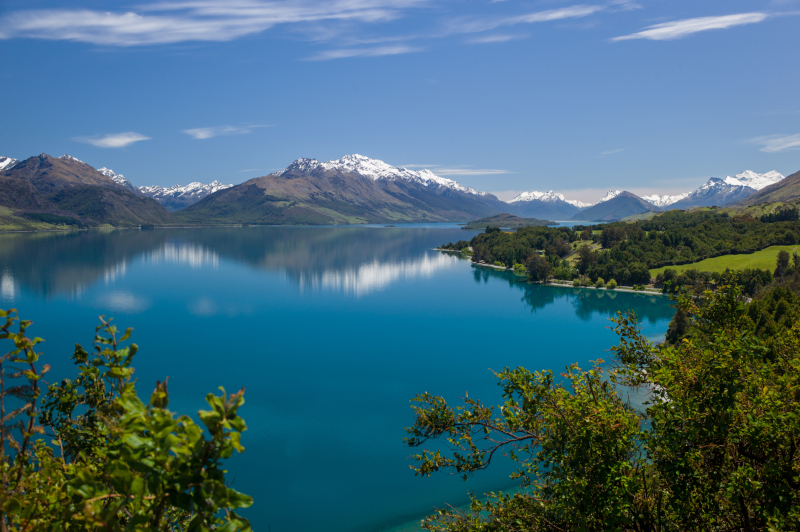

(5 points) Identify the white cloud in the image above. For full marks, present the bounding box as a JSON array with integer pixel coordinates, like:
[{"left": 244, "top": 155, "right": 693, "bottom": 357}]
[
  {"left": 748, "top": 133, "right": 800, "bottom": 153},
  {"left": 305, "top": 44, "right": 421, "bottom": 60},
  {"left": 600, "top": 148, "right": 624, "bottom": 156},
  {"left": 0, "top": 0, "right": 427, "bottom": 46},
  {"left": 76, "top": 132, "right": 150, "bottom": 148},
  {"left": 467, "top": 34, "right": 527, "bottom": 44},
  {"left": 447, "top": 5, "right": 604, "bottom": 35},
  {"left": 182, "top": 124, "right": 269, "bottom": 139},
  {"left": 612, "top": 12, "right": 769, "bottom": 41}
]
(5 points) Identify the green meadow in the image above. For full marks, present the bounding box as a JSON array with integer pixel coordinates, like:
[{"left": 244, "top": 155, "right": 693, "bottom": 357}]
[{"left": 650, "top": 245, "right": 800, "bottom": 277}]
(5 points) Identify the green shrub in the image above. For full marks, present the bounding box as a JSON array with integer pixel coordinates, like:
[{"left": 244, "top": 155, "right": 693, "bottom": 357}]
[
  {"left": 0, "top": 310, "right": 252, "bottom": 530},
  {"left": 573, "top": 279, "right": 581, "bottom": 287},
  {"left": 606, "top": 279, "right": 618, "bottom": 289},
  {"left": 595, "top": 277, "right": 606, "bottom": 288}
]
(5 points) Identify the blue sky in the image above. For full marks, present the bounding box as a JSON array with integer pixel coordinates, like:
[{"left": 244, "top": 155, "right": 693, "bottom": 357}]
[{"left": 1, "top": 0, "right": 799, "bottom": 202}]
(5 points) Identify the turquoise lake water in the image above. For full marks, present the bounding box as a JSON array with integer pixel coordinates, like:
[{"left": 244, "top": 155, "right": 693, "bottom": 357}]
[{"left": 0, "top": 226, "right": 674, "bottom": 531}]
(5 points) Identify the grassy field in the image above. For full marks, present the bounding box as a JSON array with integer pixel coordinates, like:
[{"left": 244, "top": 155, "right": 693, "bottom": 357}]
[{"left": 650, "top": 245, "right": 800, "bottom": 276}]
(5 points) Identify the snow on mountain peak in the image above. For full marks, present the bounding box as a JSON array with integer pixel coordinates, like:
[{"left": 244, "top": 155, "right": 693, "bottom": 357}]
[
  {"left": 59, "top": 154, "right": 86, "bottom": 164},
  {"left": 0, "top": 156, "right": 18, "bottom": 171},
  {"left": 643, "top": 192, "right": 690, "bottom": 207},
  {"left": 596, "top": 190, "right": 622, "bottom": 204},
  {"left": 508, "top": 190, "right": 566, "bottom": 204},
  {"left": 282, "top": 154, "right": 482, "bottom": 194},
  {"left": 565, "top": 199, "right": 593, "bottom": 209},
  {"left": 731, "top": 170, "right": 784, "bottom": 190},
  {"left": 139, "top": 180, "right": 233, "bottom": 199},
  {"left": 98, "top": 167, "right": 137, "bottom": 190}
]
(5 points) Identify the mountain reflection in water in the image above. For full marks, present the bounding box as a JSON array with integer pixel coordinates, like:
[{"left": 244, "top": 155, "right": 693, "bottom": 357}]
[{"left": 0, "top": 227, "right": 674, "bottom": 323}]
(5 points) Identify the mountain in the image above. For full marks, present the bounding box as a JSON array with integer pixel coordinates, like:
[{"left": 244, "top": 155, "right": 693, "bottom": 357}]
[
  {"left": 98, "top": 167, "right": 139, "bottom": 193},
  {"left": 644, "top": 170, "right": 784, "bottom": 209},
  {"left": 140, "top": 181, "right": 234, "bottom": 211},
  {"left": 0, "top": 157, "right": 18, "bottom": 171},
  {"left": 572, "top": 191, "right": 657, "bottom": 222},
  {"left": 737, "top": 168, "right": 800, "bottom": 206},
  {"left": 0, "top": 153, "right": 170, "bottom": 226},
  {"left": 175, "top": 154, "right": 506, "bottom": 225},
  {"left": 504, "top": 191, "right": 582, "bottom": 220},
  {"left": 642, "top": 192, "right": 690, "bottom": 207}
]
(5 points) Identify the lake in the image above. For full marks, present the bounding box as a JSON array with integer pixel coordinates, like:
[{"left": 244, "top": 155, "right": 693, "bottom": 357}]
[{"left": 0, "top": 226, "right": 674, "bottom": 531}]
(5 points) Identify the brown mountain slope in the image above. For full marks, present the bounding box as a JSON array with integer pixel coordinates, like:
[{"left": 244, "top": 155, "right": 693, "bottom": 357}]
[
  {"left": 2, "top": 154, "right": 123, "bottom": 194},
  {"left": 738, "top": 168, "right": 800, "bottom": 205},
  {"left": 0, "top": 153, "right": 171, "bottom": 226}
]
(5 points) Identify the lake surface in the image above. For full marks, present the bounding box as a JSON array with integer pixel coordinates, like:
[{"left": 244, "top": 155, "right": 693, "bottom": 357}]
[{"left": 0, "top": 226, "right": 674, "bottom": 531}]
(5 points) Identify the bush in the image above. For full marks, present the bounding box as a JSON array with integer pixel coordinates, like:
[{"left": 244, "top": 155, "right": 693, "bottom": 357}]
[
  {"left": 606, "top": 279, "right": 618, "bottom": 289},
  {"left": 573, "top": 279, "right": 581, "bottom": 287},
  {"left": 595, "top": 277, "right": 606, "bottom": 288},
  {"left": 0, "top": 310, "right": 252, "bottom": 530}
]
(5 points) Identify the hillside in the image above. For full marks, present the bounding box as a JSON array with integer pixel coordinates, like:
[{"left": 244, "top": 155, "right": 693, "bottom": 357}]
[
  {"left": 461, "top": 213, "right": 555, "bottom": 229},
  {"left": 738, "top": 168, "right": 800, "bottom": 205},
  {"left": 175, "top": 155, "right": 505, "bottom": 225},
  {"left": 572, "top": 191, "right": 657, "bottom": 222},
  {"left": 0, "top": 153, "right": 171, "bottom": 227}
]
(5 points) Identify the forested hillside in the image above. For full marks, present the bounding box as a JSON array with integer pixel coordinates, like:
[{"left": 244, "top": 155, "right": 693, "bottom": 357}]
[{"left": 443, "top": 209, "right": 800, "bottom": 287}]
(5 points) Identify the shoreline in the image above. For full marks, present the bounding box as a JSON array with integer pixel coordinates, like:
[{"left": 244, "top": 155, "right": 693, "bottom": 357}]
[{"left": 451, "top": 252, "right": 669, "bottom": 296}]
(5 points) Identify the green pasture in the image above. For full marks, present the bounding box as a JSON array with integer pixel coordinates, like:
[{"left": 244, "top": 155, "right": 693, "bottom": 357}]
[{"left": 650, "top": 245, "right": 800, "bottom": 277}]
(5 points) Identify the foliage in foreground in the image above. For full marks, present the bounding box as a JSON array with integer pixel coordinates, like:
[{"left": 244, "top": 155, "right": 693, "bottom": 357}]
[
  {"left": 0, "top": 310, "right": 252, "bottom": 531},
  {"left": 405, "top": 284, "right": 800, "bottom": 531}
]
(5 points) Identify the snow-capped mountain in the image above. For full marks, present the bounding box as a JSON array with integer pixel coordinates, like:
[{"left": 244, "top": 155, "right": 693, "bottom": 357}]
[
  {"left": 59, "top": 154, "right": 85, "bottom": 164},
  {"left": 280, "top": 154, "right": 486, "bottom": 196},
  {"left": 139, "top": 181, "right": 234, "bottom": 211},
  {"left": 565, "top": 198, "right": 592, "bottom": 209},
  {"left": 98, "top": 167, "right": 138, "bottom": 191},
  {"left": 726, "top": 170, "right": 784, "bottom": 190},
  {"left": 642, "top": 192, "right": 690, "bottom": 208},
  {"left": 504, "top": 190, "right": 583, "bottom": 220},
  {"left": 509, "top": 190, "right": 567, "bottom": 204},
  {"left": 595, "top": 190, "right": 622, "bottom": 204},
  {"left": 643, "top": 170, "right": 784, "bottom": 209},
  {"left": 0, "top": 156, "right": 18, "bottom": 171}
]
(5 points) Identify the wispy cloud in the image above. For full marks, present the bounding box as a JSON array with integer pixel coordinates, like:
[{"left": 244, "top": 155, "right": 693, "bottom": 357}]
[
  {"left": 600, "top": 148, "right": 624, "bottom": 156},
  {"left": 305, "top": 44, "right": 421, "bottom": 60},
  {"left": 0, "top": 0, "right": 427, "bottom": 46},
  {"left": 76, "top": 132, "right": 150, "bottom": 148},
  {"left": 446, "top": 5, "right": 604, "bottom": 35},
  {"left": 404, "top": 164, "right": 513, "bottom": 176},
  {"left": 467, "top": 33, "right": 527, "bottom": 44},
  {"left": 182, "top": 124, "right": 270, "bottom": 139},
  {"left": 612, "top": 12, "right": 769, "bottom": 41},
  {"left": 748, "top": 133, "right": 800, "bottom": 153}
]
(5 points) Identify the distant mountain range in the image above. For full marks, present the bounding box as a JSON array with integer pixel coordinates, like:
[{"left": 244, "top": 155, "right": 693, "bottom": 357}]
[{"left": 0, "top": 152, "right": 796, "bottom": 227}]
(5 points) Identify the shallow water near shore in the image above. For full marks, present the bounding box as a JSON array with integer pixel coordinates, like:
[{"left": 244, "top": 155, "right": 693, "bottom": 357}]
[{"left": 0, "top": 226, "right": 674, "bottom": 531}]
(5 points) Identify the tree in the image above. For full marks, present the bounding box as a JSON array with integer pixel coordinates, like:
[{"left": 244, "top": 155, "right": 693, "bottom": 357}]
[
  {"left": 0, "top": 310, "right": 252, "bottom": 530},
  {"left": 525, "top": 255, "right": 552, "bottom": 282},
  {"left": 405, "top": 283, "right": 800, "bottom": 531},
  {"left": 776, "top": 249, "right": 791, "bottom": 278}
]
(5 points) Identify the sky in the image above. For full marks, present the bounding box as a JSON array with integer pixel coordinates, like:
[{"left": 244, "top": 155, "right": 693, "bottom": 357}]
[{"left": 1, "top": 0, "right": 799, "bottom": 202}]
